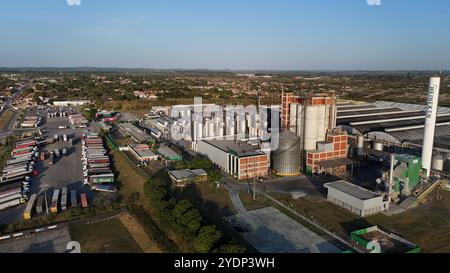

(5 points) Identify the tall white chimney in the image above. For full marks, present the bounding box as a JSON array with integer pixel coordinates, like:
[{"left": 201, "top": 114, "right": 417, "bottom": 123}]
[{"left": 422, "top": 77, "right": 441, "bottom": 177}]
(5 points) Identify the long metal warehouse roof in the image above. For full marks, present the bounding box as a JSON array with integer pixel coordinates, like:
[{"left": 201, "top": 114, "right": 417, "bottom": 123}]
[
  {"left": 349, "top": 115, "right": 450, "bottom": 135},
  {"left": 367, "top": 125, "right": 450, "bottom": 143},
  {"left": 337, "top": 107, "right": 401, "bottom": 116},
  {"left": 337, "top": 110, "right": 424, "bottom": 125},
  {"left": 336, "top": 104, "right": 377, "bottom": 111}
]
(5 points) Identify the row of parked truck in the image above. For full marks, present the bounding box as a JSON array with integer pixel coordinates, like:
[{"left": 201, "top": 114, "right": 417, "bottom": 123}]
[
  {"left": 81, "top": 132, "right": 117, "bottom": 193},
  {"left": 0, "top": 140, "right": 39, "bottom": 211},
  {"left": 23, "top": 187, "right": 89, "bottom": 220}
]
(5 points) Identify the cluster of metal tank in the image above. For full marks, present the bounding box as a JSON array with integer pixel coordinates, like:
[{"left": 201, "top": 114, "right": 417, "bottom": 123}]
[{"left": 432, "top": 154, "right": 450, "bottom": 173}]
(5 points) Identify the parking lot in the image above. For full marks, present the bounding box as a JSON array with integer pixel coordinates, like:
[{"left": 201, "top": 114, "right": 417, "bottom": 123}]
[
  {"left": 34, "top": 115, "right": 93, "bottom": 201},
  {"left": 229, "top": 206, "right": 341, "bottom": 253},
  {"left": 0, "top": 225, "right": 72, "bottom": 253},
  {"left": 0, "top": 109, "right": 95, "bottom": 224}
]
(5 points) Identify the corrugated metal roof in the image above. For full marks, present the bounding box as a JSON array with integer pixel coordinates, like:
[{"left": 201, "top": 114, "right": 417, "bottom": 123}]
[
  {"left": 383, "top": 125, "right": 450, "bottom": 142},
  {"left": 351, "top": 115, "right": 450, "bottom": 135},
  {"left": 337, "top": 104, "right": 377, "bottom": 110},
  {"left": 338, "top": 111, "right": 424, "bottom": 125},
  {"left": 325, "top": 180, "right": 381, "bottom": 200},
  {"left": 373, "top": 101, "right": 450, "bottom": 114}
]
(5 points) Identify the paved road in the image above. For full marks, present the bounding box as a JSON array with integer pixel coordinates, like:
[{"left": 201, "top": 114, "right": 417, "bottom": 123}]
[{"left": 229, "top": 191, "right": 247, "bottom": 215}]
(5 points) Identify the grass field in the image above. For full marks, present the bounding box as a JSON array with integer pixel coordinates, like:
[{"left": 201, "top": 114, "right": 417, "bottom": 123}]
[
  {"left": 367, "top": 190, "right": 450, "bottom": 253},
  {"left": 110, "top": 149, "right": 147, "bottom": 198},
  {"left": 181, "top": 182, "right": 236, "bottom": 219},
  {"left": 273, "top": 190, "right": 450, "bottom": 253},
  {"left": 118, "top": 213, "right": 162, "bottom": 253},
  {"left": 69, "top": 217, "right": 142, "bottom": 253},
  {"left": 0, "top": 110, "right": 15, "bottom": 131}
]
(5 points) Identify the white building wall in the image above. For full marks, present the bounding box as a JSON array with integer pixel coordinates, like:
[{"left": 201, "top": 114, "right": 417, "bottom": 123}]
[
  {"left": 196, "top": 141, "right": 229, "bottom": 171},
  {"left": 326, "top": 187, "right": 386, "bottom": 216}
]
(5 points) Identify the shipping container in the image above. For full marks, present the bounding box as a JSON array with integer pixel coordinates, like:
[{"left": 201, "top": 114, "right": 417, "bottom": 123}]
[
  {"left": 87, "top": 163, "right": 110, "bottom": 169},
  {"left": 61, "top": 187, "right": 68, "bottom": 211},
  {"left": 84, "top": 168, "right": 112, "bottom": 176},
  {"left": 1, "top": 170, "right": 32, "bottom": 181},
  {"left": 51, "top": 190, "right": 59, "bottom": 213},
  {"left": 7, "top": 156, "right": 32, "bottom": 165},
  {"left": 15, "top": 140, "right": 37, "bottom": 148},
  {"left": 2, "top": 167, "right": 30, "bottom": 176},
  {"left": 23, "top": 194, "right": 37, "bottom": 220},
  {"left": 12, "top": 151, "right": 34, "bottom": 158},
  {"left": 0, "top": 176, "right": 30, "bottom": 186},
  {"left": 91, "top": 184, "right": 117, "bottom": 193},
  {"left": 0, "top": 193, "right": 25, "bottom": 204},
  {"left": 89, "top": 174, "right": 115, "bottom": 184},
  {"left": 0, "top": 198, "right": 25, "bottom": 211},
  {"left": 70, "top": 190, "right": 77, "bottom": 208},
  {"left": 3, "top": 164, "right": 30, "bottom": 172},
  {"left": 87, "top": 158, "right": 110, "bottom": 163},
  {"left": 49, "top": 154, "right": 55, "bottom": 165},
  {"left": 62, "top": 148, "right": 67, "bottom": 156},
  {"left": 40, "top": 152, "right": 46, "bottom": 161},
  {"left": 80, "top": 193, "right": 88, "bottom": 208}
]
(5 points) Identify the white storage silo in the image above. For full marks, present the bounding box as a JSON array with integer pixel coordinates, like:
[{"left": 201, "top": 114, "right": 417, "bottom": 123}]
[
  {"left": 289, "top": 103, "right": 298, "bottom": 134},
  {"left": 304, "top": 106, "right": 319, "bottom": 151},
  {"left": 373, "top": 141, "right": 384, "bottom": 152},
  {"left": 356, "top": 135, "right": 364, "bottom": 156},
  {"left": 208, "top": 122, "right": 215, "bottom": 138},
  {"left": 432, "top": 155, "right": 444, "bottom": 172},
  {"left": 316, "top": 105, "right": 327, "bottom": 142}
]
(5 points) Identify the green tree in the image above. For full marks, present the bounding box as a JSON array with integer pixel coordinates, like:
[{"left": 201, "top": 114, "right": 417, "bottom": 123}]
[
  {"left": 215, "top": 241, "right": 247, "bottom": 253},
  {"left": 207, "top": 170, "right": 221, "bottom": 183},
  {"left": 191, "top": 157, "right": 213, "bottom": 171},
  {"left": 175, "top": 161, "right": 187, "bottom": 170},
  {"left": 194, "top": 225, "right": 222, "bottom": 253}
]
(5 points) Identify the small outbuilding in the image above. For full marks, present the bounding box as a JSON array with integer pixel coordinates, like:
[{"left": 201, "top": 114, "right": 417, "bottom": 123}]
[{"left": 325, "top": 180, "right": 389, "bottom": 217}]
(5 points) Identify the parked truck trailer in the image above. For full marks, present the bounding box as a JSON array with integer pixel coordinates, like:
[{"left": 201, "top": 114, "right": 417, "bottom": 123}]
[
  {"left": 23, "top": 194, "right": 37, "bottom": 220},
  {"left": 80, "top": 193, "right": 88, "bottom": 208},
  {"left": 61, "top": 187, "right": 68, "bottom": 211},
  {"left": 50, "top": 190, "right": 59, "bottom": 213},
  {"left": 70, "top": 190, "right": 77, "bottom": 208},
  {"left": 36, "top": 195, "right": 44, "bottom": 214}
]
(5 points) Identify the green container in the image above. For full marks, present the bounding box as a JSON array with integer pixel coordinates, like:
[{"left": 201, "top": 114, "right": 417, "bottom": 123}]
[{"left": 91, "top": 178, "right": 114, "bottom": 184}]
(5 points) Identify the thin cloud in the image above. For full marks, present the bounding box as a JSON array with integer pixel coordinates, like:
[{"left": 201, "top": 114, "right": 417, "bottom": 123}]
[
  {"left": 367, "top": 0, "right": 382, "bottom": 6},
  {"left": 66, "top": 0, "right": 81, "bottom": 6}
]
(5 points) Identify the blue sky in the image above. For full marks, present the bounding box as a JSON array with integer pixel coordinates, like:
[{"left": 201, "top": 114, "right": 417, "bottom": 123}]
[{"left": 0, "top": 0, "right": 449, "bottom": 70}]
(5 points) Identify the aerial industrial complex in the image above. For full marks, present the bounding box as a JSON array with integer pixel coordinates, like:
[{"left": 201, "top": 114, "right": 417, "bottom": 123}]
[{"left": 0, "top": 74, "right": 448, "bottom": 254}]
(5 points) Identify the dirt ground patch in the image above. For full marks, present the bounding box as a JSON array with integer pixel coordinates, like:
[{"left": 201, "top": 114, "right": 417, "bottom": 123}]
[
  {"left": 0, "top": 110, "right": 15, "bottom": 130},
  {"left": 119, "top": 212, "right": 162, "bottom": 253}
]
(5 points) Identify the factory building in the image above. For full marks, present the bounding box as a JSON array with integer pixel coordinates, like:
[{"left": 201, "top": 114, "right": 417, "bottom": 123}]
[
  {"left": 281, "top": 92, "right": 337, "bottom": 135},
  {"left": 118, "top": 123, "right": 152, "bottom": 143},
  {"left": 128, "top": 144, "right": 159, "bottom": 162},
  {"left": 168, "top": 169, "right": 208, "bottom": 187},
  {"left": 281, "top": 92, "right": 338, "bottom": 171},
  {"left": 336, "top": 97, "right": 450, "bottom": 174},
  {"left": 305, "top": 128, "right": 353, "bottom": 176},
  {"left": 325, "top": 180, "right": 389, "bottom": 217},
  {"left": 169, "top": 103, "right": 278, "bottom": 149},
  {"left": 157, "top": 145, "right": 182, "bottom": 161},
  {"left": 197, "top": 140, "right": 269, "bottom": 180}
]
